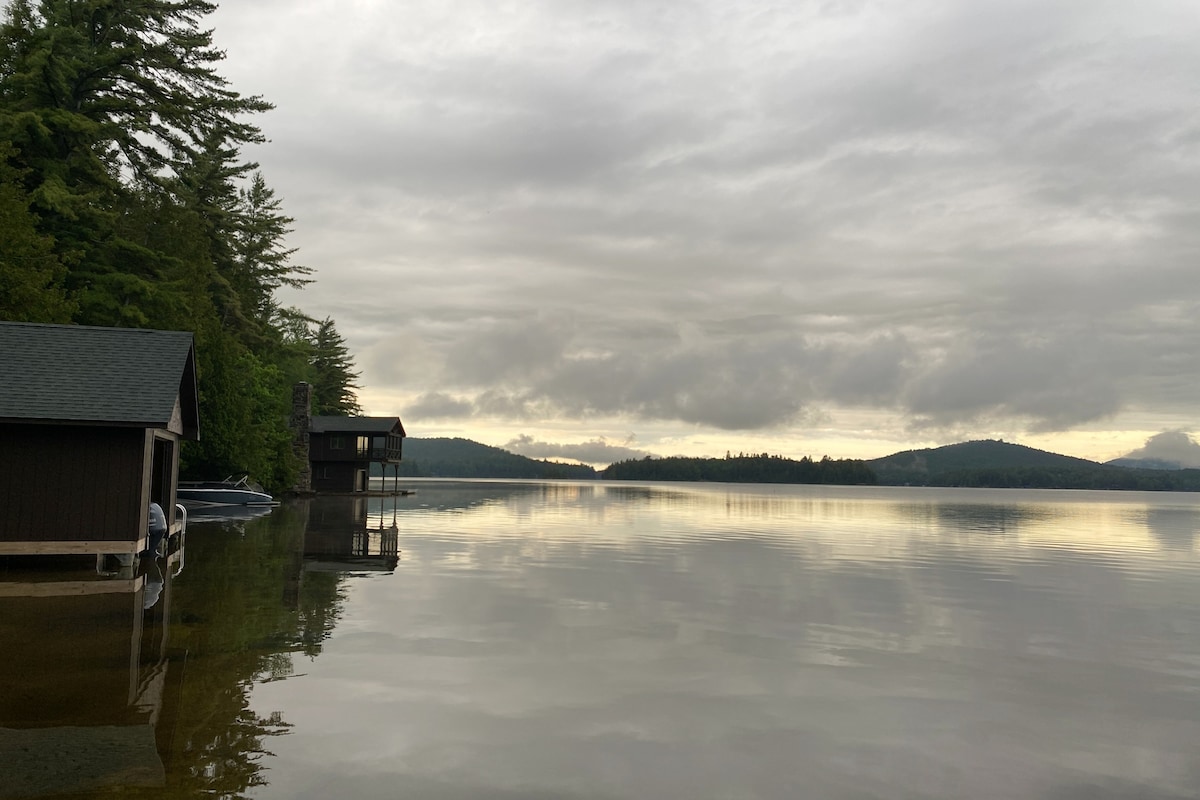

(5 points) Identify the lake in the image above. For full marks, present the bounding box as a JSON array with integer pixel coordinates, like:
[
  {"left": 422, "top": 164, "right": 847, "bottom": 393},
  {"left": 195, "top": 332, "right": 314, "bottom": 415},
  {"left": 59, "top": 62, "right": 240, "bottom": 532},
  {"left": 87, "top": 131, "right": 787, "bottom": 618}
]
[{"left": 2, "top": 481, "right": 1200, "bottom": 799}]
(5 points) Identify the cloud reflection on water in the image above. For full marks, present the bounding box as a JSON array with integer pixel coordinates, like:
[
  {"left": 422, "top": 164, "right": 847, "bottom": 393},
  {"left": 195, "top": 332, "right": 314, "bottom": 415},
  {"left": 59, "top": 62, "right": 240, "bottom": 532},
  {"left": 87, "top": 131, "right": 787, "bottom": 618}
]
[{"left": 252, "top": 483, "right": 1200, "bottom": 800}]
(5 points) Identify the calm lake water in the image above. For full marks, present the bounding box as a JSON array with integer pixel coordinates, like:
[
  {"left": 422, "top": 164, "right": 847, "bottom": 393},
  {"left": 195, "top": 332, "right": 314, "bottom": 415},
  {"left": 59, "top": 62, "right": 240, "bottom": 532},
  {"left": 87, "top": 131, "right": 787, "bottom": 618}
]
[{"left": 3, "top": 480, "right": 1200, "bottom": 799}]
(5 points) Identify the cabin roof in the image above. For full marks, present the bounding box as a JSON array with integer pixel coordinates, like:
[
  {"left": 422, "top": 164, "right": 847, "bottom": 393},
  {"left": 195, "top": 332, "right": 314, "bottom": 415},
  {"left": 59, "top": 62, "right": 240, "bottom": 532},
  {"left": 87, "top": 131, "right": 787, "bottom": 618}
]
[
  {"left": 310, "top": 416, "right": 406, "bottom": 437},
  {"left": 0, "top": 321, "right": 200, "bottom": 439}
]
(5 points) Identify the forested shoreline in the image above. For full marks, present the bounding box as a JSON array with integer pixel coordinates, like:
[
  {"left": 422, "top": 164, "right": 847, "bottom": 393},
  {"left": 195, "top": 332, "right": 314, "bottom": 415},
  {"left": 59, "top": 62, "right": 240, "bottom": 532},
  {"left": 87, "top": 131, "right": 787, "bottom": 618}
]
[
  {"left": 0, "top": 1, "right": 361, "bottom": 491},
  {"left": 602, "top": 453, "right": 877, "bottom": 484}
]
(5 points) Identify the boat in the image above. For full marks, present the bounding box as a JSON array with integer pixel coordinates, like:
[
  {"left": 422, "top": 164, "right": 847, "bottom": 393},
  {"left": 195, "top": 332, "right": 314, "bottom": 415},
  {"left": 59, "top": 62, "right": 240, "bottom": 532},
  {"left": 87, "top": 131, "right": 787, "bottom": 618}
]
[{"left": 177, "top": 475, "right": 277, "bottom": 508}]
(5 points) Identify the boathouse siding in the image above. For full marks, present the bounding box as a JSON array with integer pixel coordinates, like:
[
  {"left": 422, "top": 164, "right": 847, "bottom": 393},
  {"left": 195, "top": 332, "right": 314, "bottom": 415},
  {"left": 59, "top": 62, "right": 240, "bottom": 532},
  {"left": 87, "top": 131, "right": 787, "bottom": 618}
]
[{"left": 0, "top": 322, "right": 199, "bottom": 554}]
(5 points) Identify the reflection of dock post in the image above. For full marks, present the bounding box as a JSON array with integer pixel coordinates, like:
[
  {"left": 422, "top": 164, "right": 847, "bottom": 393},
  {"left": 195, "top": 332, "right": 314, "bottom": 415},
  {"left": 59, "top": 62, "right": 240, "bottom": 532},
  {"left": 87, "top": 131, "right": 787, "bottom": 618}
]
[{"left": 381, "top": 527, "right": 398, "bottom": 559}]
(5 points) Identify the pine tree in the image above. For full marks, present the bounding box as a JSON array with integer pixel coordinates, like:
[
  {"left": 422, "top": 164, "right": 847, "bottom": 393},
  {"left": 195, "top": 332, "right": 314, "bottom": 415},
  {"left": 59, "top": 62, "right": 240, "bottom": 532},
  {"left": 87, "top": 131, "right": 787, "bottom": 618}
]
[
  {"left": 0, "top": 141, "right": 74, "bottom": 321},
  {"left": 310, "top": 317, "right": 362, "bottom": 416},
  {"left": 231, "top": 173, "right": 312, "bottom": 328},
  {"left": 0, "top": 0, "right": 272, "bottom": 324}
]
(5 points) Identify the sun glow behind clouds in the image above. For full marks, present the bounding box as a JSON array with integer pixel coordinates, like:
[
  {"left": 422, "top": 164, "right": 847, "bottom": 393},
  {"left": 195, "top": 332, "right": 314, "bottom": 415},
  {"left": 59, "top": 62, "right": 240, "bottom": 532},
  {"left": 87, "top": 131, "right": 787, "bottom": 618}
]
[
  {"left": 214, "top": 0, "right": 1200, "bottom": 460},
  {"left": 361, "top": 389, "right": 1172, "bottom": 466}
]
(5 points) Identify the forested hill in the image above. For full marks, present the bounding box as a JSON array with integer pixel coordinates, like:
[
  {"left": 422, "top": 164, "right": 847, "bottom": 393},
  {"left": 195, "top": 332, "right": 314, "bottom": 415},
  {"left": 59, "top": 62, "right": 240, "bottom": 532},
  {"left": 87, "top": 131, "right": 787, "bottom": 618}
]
[
  {"left": 394, "top": 438, "right": 597, "bottom": 480},
  {"left": 387, "top": 437, "right": 1200, "bottom": 491},
  {"left": 871, "top": 440, "right": 1200, "bottom": 491},
  {"left": 872, "top": 440, "right": 1097, "bottom": 476}
]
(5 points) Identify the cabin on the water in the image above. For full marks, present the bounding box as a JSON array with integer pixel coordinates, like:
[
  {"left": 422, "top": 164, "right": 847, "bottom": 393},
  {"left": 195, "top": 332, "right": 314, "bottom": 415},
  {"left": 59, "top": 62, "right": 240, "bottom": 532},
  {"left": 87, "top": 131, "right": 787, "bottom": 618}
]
[
  {"left": 290, "top": 382, "right": 406, "bottom": 494},
  {"left": 309, "top": 416, "right": 406, "bottom": 493},
  {"left": 0, "top": 321, "right": 199, "bottom": 556}
]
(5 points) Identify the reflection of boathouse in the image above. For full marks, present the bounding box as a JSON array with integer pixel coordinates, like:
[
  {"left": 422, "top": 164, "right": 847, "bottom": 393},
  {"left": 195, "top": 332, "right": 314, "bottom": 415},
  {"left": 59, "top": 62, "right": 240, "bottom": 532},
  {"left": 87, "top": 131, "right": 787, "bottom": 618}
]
[
  {"left": 0, "top": 322, "right": 198, "bottom": 556},
  {"left": 0, "top": 553, "right": 182, "bottom": 793},
  {"left": 302, "top": 496, "right": 400, "bottom": 572}
]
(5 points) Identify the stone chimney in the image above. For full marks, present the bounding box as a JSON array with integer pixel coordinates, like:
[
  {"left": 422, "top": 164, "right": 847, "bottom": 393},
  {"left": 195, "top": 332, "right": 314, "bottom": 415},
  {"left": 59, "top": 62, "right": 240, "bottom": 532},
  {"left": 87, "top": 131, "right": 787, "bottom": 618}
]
[{"left": 291, "top": 382, "right": 312, "bottom": 493}]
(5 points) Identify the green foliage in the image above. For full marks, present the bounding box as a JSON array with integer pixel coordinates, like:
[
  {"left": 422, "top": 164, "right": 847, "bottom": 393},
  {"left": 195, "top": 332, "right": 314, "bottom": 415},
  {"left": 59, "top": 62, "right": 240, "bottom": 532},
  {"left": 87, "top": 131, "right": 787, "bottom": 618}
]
[
  {"left": 0, "top": 0, "right": 271, "bottom": 309},
  {"left": 0, "top": 141, "right": 73, "bottom": 320},
  {"left": 309, "top": 316, "right": 362, "bottom": 416},
  {"left": 602, "top": 453, "right": 876, "bottom": 485},
  {"left": 1, "top": 0, "right": 363, "bottom": 491},
  {"left": 231, "top": 173, "right": 312, "bottom": 322},
  {"left": 180, "top": 318, "right": 301, "bottom": 493}
]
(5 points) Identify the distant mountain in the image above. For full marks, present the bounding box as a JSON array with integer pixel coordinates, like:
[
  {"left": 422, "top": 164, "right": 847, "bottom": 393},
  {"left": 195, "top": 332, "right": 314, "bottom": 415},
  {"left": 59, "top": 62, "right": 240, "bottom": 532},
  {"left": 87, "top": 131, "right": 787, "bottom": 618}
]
[
  {"left": 1110, "top": 431, "right": 1200, "bottom": 471},
  {"left": 871, "top": 439, "right": 1200, "bottom": 491},
  {"left": 871, "top": 440, "right": 1098, "bottom": 479},
  {"left": 392, "top": 437, "right": 597, "bottom": 480},
  {"left": 378, "top": 436, "right": 1200, "bottom": 491}
]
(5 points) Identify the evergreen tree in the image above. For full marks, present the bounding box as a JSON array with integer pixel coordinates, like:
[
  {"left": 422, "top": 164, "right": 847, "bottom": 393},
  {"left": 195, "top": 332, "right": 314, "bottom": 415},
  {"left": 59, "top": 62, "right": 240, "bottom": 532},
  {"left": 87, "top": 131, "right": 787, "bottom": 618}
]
[
  {"left": 310, "top": 317, "right": 362, "bottom": 416},
  {"left": 0, "top": 0, "right": 272, "bottom": 324},
  {"left": 1, "top": 1, "right": 364, "bottom": 490},
  {"left": 0, "top": 141, "right": 73, "bottom": 321},
  {"left": 232, "top": 173, "right": 312, "bottom": 325}
]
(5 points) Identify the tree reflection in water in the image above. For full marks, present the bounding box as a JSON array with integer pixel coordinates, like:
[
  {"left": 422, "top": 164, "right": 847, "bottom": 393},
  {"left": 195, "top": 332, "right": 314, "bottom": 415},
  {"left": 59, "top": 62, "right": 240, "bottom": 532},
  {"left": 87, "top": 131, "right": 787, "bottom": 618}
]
[{"left": 0, "top": 498, "right": 358, "bottom": 799}]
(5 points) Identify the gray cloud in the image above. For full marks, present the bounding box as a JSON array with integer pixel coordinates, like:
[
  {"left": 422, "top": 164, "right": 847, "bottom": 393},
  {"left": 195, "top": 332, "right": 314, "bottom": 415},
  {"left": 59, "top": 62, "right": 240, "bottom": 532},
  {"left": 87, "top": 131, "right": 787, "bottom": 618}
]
[
  {"left": 1121, "top": 431, "right": 1200, "bottom": 469},
  {"left": 405, "top": 392, "right": 475, "bottom": 420},
  {"left": 503, "top": 434, "right": 651, "bottom": 466},
  {"left": 211, "top": 0, "right": 1200, "bottom": 449}
]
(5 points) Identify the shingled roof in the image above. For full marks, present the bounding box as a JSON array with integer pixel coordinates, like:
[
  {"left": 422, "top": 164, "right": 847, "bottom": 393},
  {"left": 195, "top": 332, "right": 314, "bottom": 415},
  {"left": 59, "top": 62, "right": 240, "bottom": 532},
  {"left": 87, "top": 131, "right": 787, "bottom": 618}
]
[
  {"left": 310, "top": 416, "right": 406, "bottom": 436},
  {"left": 0, "top": 321, "right": 200, "bottom": 439}
]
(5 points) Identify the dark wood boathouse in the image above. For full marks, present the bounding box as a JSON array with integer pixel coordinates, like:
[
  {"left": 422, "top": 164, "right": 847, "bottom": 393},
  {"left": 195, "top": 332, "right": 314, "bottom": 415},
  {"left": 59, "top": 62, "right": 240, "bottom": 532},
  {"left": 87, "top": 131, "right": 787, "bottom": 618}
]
[
  {"left": 0, "top": 322, "right": 199, "bottom": 555},
  {"left": 309, "top": 416, "right": 407, "bottom": 493}
]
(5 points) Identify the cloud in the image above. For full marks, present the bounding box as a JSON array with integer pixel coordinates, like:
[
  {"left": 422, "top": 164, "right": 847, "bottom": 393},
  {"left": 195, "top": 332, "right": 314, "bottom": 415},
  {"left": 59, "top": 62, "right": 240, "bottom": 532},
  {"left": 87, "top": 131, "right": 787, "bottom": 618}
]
[
  {"left": 503, "top": 434, "right": 652, "bottom": 466},
  {"left": 209, "top": 0, "right": 1200, "bottom": 450},
  {"left": 1120, "top": 431, "right": 1200, "bottom": 468},
  {"left": 405, "top": 392, "right": 475, "bottom": 420}
]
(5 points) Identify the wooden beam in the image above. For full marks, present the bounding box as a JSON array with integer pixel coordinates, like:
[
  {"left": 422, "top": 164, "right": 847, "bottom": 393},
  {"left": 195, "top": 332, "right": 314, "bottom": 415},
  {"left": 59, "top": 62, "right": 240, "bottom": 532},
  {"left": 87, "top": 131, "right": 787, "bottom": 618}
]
[
  {"left": 0, "top": 576, "right": 144, "bottom": 597},
  {"left": 0, "top": 536, "right": 148, "bottom": 556}
]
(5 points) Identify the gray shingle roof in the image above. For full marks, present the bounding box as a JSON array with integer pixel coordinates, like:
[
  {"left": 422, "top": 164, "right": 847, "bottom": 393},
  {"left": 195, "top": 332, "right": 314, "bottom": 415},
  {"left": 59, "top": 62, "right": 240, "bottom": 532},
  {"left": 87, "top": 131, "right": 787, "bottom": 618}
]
[
  {"left": 310, "top": 416, "right": 406, "bottom": 436},
  {"left": 0, "top": 321, "right": 199, "bottom": 438}
]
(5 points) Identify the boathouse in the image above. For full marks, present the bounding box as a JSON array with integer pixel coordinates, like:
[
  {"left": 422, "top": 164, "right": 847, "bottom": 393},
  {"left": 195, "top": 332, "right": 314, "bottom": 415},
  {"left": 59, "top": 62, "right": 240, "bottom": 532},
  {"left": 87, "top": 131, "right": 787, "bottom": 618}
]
[
  {"left": 0, "top": 322, "right": 199, "bottom": 555},
  {"left": 309, "top": 416, "right": 406, "bottom": 493},
  {"left": 290, "top": 382, "right": 406, "bottom": 494}
]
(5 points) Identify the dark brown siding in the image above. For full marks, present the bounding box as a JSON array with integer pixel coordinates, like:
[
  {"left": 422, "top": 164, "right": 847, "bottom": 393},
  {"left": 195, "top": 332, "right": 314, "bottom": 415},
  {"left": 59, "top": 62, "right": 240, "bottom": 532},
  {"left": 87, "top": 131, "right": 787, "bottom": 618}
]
[
  {"left": 310, "top": 461, "right": 359, "bottom": 493},
  {"left": 0, "top": 423, "right": 146, "bottom": 542},
  {"left": 309, "top": 432, "right": 363, "bottom": 463}
]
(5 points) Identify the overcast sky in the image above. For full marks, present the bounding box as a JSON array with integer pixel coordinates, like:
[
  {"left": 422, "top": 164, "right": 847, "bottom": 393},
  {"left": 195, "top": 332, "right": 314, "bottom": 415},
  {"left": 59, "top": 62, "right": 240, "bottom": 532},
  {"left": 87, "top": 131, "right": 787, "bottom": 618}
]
[{"left": 209, "top": 0, "right": 1200, "bottom": 466}]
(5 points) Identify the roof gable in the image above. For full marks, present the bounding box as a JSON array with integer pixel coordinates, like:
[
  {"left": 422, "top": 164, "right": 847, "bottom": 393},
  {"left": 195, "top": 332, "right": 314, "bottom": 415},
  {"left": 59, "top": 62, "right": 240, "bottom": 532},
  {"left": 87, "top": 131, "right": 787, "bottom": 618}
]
[
  {"left": 0, "top": 322, "right": 200, "bottom": 439},
  {"left": 310, "top": 416, "right": 406, "bottom": 437}
]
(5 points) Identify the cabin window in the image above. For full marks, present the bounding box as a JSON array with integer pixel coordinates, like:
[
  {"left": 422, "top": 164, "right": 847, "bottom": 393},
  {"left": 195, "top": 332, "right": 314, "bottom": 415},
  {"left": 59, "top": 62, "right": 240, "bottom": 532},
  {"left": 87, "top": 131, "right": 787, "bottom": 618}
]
[
  {"left": 357, "top": 436, "right": 369, "bottom": 456},
  {"left": 330, "top": 436, "right": 344, "bottom": 450}
]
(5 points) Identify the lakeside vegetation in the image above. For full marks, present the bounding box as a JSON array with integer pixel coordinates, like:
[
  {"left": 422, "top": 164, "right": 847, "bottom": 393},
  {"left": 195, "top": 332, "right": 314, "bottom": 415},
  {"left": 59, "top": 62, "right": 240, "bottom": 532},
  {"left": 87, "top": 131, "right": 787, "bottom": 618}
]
[
  {"left": 602, "top": 453, "right": 876, "bottom": 484},
  {"left": 395, "top": 438, "right": 1200, "bottom": 492},
  {"left": 0, "top": 1, "right": 360, "bottom": 492}
]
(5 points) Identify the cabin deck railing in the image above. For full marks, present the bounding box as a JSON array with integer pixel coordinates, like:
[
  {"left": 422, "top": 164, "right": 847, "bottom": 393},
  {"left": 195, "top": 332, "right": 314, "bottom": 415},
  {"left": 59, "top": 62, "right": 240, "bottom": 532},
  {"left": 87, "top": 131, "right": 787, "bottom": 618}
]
[{"left": 362, "top": 447, "right": 404, "bottom": 461}]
